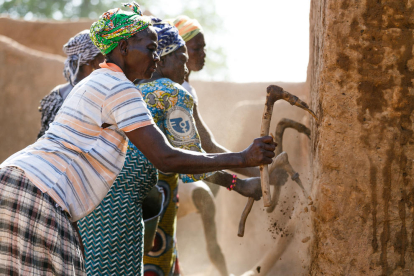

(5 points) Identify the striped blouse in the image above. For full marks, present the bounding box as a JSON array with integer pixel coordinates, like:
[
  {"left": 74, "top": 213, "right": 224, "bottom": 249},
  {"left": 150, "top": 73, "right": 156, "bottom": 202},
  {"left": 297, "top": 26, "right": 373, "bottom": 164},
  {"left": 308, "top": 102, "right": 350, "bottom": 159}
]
[{"left": 0, "top": 63, "right": 154, "bottom": 221}]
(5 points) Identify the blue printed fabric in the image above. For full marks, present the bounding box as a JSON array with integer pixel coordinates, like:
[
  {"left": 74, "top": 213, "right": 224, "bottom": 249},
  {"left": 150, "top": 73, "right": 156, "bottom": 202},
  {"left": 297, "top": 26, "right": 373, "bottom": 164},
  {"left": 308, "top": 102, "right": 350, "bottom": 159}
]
[
  {"left": 152, "top": 22, "right": 185, "bottom": 57},
  {"left": 137, "top": 78, "right": 215, "bottom": 182},
  {"left": 78, "top": 145, "right": 158, "bottom": 276}
]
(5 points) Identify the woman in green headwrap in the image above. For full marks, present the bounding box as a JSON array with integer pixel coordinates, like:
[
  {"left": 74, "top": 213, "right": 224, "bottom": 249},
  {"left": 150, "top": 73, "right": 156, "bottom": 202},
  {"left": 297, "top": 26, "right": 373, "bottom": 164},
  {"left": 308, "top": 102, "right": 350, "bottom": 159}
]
[
  {"left": 79, "top": 19, "right": 265, "bottom": 276},
  {"left": 0, "top": 2, "right": 276, "bottom": 276}
]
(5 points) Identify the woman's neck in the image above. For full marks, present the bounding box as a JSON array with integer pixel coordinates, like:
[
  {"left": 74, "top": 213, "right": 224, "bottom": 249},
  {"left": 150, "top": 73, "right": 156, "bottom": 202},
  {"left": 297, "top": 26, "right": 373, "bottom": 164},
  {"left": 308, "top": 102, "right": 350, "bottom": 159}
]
[
  {"left": 185, "top": 70, "right": 192, "bottom": 83},
  {"left": 73, "top": 66, "right": 90, "bottom": 85},
  {"left": 138, "top": 71, "right": 165, "bottom": 85}
]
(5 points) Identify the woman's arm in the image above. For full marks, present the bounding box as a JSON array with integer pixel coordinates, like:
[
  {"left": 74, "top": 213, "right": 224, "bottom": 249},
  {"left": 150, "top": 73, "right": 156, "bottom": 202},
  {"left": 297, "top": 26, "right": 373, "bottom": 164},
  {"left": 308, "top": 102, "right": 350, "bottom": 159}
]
[
  {"left": 193, "top": 103, "right": 261, "bottom": 177},
  {"left": 126, "top": 124, "right": 275, "bottom": 174},
  {"left": 204, "top": 171, "right": 262, "bottom": 200}
]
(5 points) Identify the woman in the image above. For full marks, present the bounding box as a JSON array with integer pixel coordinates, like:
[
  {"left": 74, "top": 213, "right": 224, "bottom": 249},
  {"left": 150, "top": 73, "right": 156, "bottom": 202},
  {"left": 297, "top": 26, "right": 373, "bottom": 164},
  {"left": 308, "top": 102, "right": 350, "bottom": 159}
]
[
  {"left": 78, "top": 21, "right": 262, "bottom": 276},
  {"left": 139, "top": 23, "right": 263, "bottom": 276},
  {"left": 38, "top": 30, "right": 104, "bottom": 138},
  {"left": 170, "top": 16, "right": 262, "bottom": 276},
  {"left": 0, "top": 3, "right": 275, "bottom": 276}
]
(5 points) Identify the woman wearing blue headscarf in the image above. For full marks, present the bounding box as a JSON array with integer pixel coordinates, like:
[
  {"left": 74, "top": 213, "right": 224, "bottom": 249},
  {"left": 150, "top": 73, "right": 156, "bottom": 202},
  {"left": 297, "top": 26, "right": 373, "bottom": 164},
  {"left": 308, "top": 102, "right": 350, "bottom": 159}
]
[
  {"left": 78, "top": 22, "right": 263, "bottom": 276},
  {"left": 138, "top": 23, "right": 263, "bottom": 276}
]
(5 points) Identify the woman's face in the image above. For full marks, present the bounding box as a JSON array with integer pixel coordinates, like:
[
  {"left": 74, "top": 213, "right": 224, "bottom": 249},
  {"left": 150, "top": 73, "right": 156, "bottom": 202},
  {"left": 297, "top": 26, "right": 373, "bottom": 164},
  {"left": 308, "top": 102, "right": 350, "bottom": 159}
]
[
  {"left": 125, "top": 26, "right": 160, "bottom": 80},
  {"left": 162, "top": 45, "right": 189, "bottom": 84},
  {"left": 185, "top": 32, "right": 206, "bottom": 72}
]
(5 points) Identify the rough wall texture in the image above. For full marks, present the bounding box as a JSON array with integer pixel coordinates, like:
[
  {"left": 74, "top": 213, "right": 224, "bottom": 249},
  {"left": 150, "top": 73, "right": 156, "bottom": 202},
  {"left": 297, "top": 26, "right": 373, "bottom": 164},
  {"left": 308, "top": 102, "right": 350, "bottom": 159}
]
[
  {"left": 0, "top": 35, "right": 65, "bottom": 162},
  {"left": 309, "top": 0, "right": 414, "bottom": 275},
  {"left": 0, "top": 17, "right": 94, "bottom": 56},
  {"left": 0, "top": 18, "right": 91, "bottom": 162}
]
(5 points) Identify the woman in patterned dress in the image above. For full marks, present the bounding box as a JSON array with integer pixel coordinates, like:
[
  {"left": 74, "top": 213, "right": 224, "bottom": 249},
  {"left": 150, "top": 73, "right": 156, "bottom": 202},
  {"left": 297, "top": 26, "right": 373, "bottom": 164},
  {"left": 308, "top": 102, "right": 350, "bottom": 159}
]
[
  {"left": 137, "top": 23, "right": 263, "bottom": 276},
  {"left": 37, "top": 30, "right": 103, "bottom": 138},
  {"left": 170, "top": 16, "right": 262, "bottom": 276}
]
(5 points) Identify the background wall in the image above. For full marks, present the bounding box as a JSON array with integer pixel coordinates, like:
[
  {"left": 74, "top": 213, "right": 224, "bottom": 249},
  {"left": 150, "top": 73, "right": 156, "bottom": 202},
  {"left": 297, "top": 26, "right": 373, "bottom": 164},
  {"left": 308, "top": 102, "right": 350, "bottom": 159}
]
[
  {"left": 0, "top": 17, "right": 94, "bottom": 55},
  {"left": 0, "top": 35, "right": 65, "bottom": 162}
]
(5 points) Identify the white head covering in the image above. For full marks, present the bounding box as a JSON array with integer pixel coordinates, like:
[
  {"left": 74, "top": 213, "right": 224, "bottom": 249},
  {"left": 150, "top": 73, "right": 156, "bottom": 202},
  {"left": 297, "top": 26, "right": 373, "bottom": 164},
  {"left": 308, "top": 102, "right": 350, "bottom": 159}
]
[{"left": 62, "top": 30, "right": 101, "bottom": 85}]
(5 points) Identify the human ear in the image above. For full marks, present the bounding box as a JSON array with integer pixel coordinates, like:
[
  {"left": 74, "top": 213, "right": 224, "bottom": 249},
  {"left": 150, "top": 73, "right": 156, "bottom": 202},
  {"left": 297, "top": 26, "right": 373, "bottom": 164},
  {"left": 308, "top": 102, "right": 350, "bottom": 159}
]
[{"left": 118, "top": 40, "right": 129, "bottom": 56}]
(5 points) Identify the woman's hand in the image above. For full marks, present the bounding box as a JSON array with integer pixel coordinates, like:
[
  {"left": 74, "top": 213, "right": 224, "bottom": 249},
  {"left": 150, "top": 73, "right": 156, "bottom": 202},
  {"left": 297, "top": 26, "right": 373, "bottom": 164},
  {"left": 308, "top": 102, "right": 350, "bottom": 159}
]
[
  {"left": 234, "top": 177, "right": 262, "bottom": 200},
  {"left": 240, "top": 136, "right": 277, "bottom": 167}
]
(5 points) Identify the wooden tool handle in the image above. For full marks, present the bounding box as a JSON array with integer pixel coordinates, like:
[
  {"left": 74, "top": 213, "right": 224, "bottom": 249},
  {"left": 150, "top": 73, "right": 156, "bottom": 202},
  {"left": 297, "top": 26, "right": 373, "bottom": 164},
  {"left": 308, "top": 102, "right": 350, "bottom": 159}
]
[
  {"left": 237, "top": 85, "right": 317, "bottom": 237},
  {"left": 238, "top": 197, "right": 255, "bottom": 237}
]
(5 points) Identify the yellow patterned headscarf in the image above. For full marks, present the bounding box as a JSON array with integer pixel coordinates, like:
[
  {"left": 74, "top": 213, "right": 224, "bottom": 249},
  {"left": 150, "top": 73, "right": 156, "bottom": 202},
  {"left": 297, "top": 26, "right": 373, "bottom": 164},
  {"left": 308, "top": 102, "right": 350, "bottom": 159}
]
[
  {"left": 167, "top": 15, "right": 203, "bottom": 42},
  {"left": 90, "top": 1, "right": 160, "bottom": 55}
]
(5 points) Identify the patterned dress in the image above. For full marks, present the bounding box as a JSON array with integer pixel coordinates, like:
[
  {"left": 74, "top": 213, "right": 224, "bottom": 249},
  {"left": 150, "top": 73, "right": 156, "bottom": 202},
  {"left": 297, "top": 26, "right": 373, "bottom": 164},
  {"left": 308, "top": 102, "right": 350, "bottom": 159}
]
[
  {"left": 78, "top": 144, "right": 158, "bottom": 275},
  {"left": 139, "top": 78, "right": 214, "bottom": 276},
  {"left": 78, "top": 78, "right": 213, "bottom": 276}
]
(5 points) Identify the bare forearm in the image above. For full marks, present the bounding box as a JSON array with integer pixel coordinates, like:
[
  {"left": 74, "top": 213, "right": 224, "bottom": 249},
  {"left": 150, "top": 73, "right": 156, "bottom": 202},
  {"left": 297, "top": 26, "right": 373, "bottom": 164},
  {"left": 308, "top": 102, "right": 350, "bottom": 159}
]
[
  {"left": 127, "top": 124, "right": 275, "bottom": 175},
  {"left": 204, "top": 171, "right": 262, "bottom": 199},
  {"left": 161, "top": 149, "right": 245, "bottom": 174},
  {"left": 204, "top": 148, "right": 261, "bottom": 177},
  {"left": 204, "top": 171, "right": 240, "bottom": 190}
]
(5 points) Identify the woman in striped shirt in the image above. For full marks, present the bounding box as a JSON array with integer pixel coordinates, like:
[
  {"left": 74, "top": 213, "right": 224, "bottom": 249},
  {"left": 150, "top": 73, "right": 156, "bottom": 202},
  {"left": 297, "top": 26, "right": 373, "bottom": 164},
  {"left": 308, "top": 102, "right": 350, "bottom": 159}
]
[
  {"left": 38, "top": 29, "right": 104, "bottom": 139},
  {"left": 0, "top": 3, "right": 276, "bottom": 276}
]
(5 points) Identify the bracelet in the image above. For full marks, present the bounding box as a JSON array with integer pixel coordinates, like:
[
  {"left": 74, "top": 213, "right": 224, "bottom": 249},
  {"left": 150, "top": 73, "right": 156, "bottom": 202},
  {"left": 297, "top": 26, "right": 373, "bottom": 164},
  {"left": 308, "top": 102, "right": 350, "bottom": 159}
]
[{"left": 227, "top": 174, "right": 237, "bottom": 191}]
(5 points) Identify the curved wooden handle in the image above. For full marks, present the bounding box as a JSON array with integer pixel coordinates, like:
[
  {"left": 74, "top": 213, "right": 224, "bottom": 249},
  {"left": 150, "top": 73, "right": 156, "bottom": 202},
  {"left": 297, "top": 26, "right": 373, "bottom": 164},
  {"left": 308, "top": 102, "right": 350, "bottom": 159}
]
[
  {"left": 237, "top": 85, "right": 317, "bottom": 237},
  {"left": 238, "top": 197, "right": 255, "bottom": 237}
]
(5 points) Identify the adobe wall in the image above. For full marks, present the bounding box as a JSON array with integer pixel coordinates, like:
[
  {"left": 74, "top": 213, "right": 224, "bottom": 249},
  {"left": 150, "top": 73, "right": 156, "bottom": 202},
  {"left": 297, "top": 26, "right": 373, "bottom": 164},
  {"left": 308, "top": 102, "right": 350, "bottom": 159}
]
[
  {"left": 309, "top": 0, "right": 414, "bottom": 275},
  {"left": 0, "top": 17, "right": 94, "bottom": 56},
  {"left": 0, "top": 35, "right": 65, "bottom": 162}
]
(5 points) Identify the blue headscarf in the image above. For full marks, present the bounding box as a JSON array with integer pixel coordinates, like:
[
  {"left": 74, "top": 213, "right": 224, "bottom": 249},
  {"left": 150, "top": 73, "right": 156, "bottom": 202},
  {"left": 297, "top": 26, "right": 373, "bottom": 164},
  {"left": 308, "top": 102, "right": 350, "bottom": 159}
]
[{"left": 152, "top": 22, "right": 185, "bottom": 57}]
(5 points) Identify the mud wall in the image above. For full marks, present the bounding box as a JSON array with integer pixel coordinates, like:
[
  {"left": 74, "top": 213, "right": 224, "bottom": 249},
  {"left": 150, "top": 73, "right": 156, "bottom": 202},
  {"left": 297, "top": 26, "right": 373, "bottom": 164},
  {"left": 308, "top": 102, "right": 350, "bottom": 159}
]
[
  {"left": 0, "top": 17, "right": 93, "bottom": 56},
  {"left": 0, "top": 35, "right": 65, "bottom": 162},
  {"left": 309, "top": 0, "right": 414, "bottom": 275}
]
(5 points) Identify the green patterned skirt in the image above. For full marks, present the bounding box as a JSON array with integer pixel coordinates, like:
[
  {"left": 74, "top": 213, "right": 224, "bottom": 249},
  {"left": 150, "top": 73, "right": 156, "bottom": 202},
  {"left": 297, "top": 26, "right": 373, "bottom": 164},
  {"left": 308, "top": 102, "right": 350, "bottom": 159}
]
[{"left": 78, "top": 142, "right": 158, "bottom": 275}]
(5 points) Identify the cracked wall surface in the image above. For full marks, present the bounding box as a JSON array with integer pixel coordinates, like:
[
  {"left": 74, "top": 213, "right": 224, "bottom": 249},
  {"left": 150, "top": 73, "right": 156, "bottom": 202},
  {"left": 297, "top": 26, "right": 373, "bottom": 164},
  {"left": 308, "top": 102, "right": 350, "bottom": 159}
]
[{"left": 309, "top": 0, "right": 414, "bottom": 275}]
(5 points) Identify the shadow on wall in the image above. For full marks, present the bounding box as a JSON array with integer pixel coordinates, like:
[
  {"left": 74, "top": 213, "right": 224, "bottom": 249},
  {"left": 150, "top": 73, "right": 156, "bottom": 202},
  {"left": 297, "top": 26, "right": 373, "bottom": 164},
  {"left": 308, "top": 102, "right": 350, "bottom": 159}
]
[{"left": 177, "top": 80, "right": 313, "bottom": 276}]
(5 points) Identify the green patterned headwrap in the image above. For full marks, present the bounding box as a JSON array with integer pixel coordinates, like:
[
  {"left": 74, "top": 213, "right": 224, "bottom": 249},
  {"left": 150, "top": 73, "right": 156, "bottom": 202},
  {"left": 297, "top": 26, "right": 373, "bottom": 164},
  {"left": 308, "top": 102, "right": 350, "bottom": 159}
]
[{"left": 90, "top": 2, "right": 158, "bottom": 55}]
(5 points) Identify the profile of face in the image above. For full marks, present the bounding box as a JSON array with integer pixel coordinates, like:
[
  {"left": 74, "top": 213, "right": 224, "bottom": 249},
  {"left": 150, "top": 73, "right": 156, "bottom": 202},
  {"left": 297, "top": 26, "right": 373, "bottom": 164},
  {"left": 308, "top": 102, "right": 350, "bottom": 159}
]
[
  {"left": 121, "top": 26, "right": 160, "bottom": 80},
  {"left": 185, "top": 32, "right": 206, "bottom": 72},
  {"left": 160, "top": 45, "right": 189, "bottom": 84}
]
